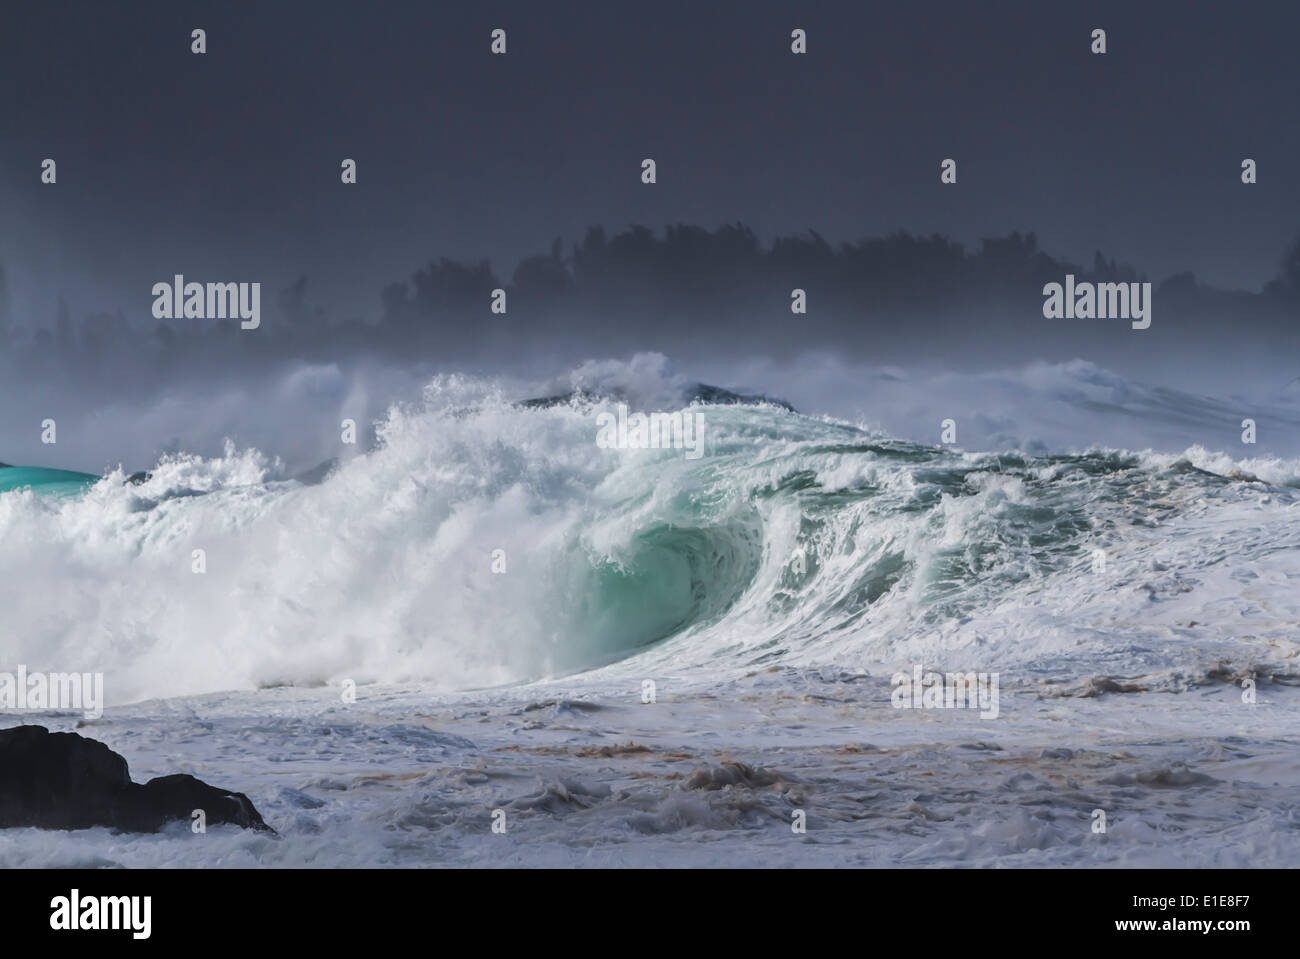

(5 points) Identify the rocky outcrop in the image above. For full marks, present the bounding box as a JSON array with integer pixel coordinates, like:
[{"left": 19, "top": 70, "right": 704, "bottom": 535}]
[
  {"left": 0, "top": 725, "right": 274, "bottom": 834},
  {"left": 519, "top": 382, "right": 796, "bottom": 412}
]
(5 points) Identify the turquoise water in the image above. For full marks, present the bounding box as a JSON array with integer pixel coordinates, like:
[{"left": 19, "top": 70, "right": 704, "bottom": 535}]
[{"left": 0, "top": 466, "right": 99, "bottom": 496}]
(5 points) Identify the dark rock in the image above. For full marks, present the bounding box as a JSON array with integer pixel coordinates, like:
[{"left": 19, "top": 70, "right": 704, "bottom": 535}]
[
  {"left": 292, "top": 458, "right": 338, "bottom": 486},
  {"left": 690, "top": 383, "right": 796, "bottom": 411},
  {"left": 0, "top": 725, "right": 274, "bottom": 834},
  {"left": 519, "top": 382, "right": 796, "bottom": 412},
  {"left": 123, "top": 774, "right": 271, "bottom": 833},
  {"left": 517, "top": 389, "right": 603, "bottom": 409},
  {"left": 124, "top": 471, "right": 152, "bottom": 486}
]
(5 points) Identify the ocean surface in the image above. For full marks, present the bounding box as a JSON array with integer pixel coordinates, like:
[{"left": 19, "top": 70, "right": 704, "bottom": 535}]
[{"left": 2, "top": 369, "right": 1298, "bottom": 866}]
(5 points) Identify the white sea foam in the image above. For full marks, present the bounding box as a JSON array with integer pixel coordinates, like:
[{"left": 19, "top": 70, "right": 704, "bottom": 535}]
[
  {"left": 3, "top": 357, "right": 1300, "bottom": 868},
  {"left": 2, "top": 361, "right": 1298, "bottom": 709}
]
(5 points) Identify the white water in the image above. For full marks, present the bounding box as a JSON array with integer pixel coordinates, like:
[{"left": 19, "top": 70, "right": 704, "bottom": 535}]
[
  {"left": 3, "top": 364, "right": 1300, "bottom": 703},
  {"left": 2, "top": 357, "right": 1298, "bottom": 867}
]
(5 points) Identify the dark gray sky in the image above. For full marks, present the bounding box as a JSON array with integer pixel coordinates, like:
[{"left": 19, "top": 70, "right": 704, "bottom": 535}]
[{"left": 2, "top": 0, "right": 1297, "bottom": 327}]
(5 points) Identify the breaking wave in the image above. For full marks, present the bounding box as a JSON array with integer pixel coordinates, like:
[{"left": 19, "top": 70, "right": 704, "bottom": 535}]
[{"left": 2, "top": 367, "right": 1299, "bottom": 705}]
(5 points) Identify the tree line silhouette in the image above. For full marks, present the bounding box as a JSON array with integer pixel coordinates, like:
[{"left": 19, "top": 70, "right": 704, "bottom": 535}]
[{"left": 1, "top": 223, "right": 1297, "bottom": 386}]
